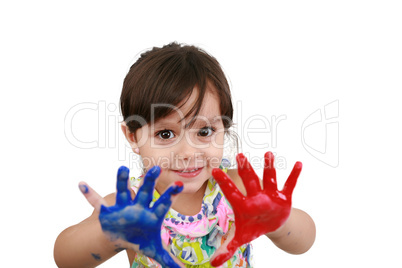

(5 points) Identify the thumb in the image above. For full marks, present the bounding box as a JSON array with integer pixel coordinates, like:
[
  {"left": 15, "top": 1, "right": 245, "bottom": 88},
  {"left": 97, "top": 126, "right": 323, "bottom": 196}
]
[
  {"left": 151, "top": 181, "right": 184, "bottom": 219},
  {"left": 78, "top": 182, "right": 107, "bottom": 213}
]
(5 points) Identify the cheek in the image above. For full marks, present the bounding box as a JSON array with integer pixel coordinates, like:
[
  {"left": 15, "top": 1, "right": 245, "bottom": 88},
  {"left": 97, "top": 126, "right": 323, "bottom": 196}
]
[
  {"left": 213, "top": 131, "right": 225, "bottom": 145},
  {"left": 206, "top": 132, "right": 226, "bottom": 168},
  {"left": 140, "top": 149, "right": 172, "bottom": 170},
  {"left": 206, "top": 146, "right": 224, "bottom": 168},
  {"left": 206, "top": 131, "right": 224, "bottom": 150},
  {"left": 141, "top": 156, "right": 156, "bottom": 170}
]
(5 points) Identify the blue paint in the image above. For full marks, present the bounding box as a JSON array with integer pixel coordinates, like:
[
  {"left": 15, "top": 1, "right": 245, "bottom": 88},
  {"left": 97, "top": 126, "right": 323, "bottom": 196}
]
[
  {"left": 114, "top": 246, "right": 125, "bottom": 253},
  {"left": 98, "top": 166, "right": 183, "bottom": 268},
  {"left": 79, "top": 184, "right": 88, "bottom": 194},
  {"left": 91, "top": 253, "right": 101, "bottom": 261}
]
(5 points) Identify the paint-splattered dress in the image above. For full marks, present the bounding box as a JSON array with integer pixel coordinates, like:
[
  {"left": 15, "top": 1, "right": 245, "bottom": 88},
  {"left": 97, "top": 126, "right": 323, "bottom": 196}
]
[{"left": 130, "top": 164, "right": 253, "bottom": 268}]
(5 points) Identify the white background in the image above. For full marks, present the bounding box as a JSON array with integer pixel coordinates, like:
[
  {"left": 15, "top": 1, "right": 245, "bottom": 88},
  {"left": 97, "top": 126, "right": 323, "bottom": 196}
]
[{"left": 1, "top": 1, "right": 401, "bottom": 267}]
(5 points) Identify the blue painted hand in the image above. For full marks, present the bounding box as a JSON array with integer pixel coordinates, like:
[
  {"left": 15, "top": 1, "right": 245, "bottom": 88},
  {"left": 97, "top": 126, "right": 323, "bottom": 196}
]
[{"left": 79, "top": 166, "right": 184, "bottom": 268}]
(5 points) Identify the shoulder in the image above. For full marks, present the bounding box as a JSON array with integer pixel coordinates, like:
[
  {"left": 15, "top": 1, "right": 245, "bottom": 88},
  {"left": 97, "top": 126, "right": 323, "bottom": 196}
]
[{"left": 103, "top": 193, "right": 116, "bottom": 206}]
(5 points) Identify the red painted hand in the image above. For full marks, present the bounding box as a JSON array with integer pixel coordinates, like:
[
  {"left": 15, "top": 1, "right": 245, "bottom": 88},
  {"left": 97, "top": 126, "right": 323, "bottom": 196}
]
[{"left": 210, "top": 152, "right": 302, "bottom": 266}]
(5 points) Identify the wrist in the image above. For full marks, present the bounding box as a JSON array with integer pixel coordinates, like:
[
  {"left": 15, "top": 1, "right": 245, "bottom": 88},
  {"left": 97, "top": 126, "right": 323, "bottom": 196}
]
[
  {"left": 266, "top": 220, "right": 288, "bottom": 240},
  {"left": 265, "top": 208, "right": 293, "bottom": 240},
  {"left": 265, "top": 208, "right": 316, "bottom": 254}
]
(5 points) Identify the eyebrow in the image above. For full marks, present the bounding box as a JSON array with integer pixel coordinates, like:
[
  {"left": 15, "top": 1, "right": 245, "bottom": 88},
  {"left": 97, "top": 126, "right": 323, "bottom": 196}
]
[
  {"left": 154, "top": 116, "right": 222, "bottom": 129},
  {"left": 192, "top": 116, "right": 222, "bottom": 123},
  {"left": 186, "top": 116, "right": 223, "bottom": 129}
]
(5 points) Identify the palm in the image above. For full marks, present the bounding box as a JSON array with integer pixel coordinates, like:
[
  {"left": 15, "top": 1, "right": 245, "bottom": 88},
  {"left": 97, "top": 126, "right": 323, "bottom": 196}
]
[
  {"left": 81, "top": 166, "right": 184, "bottom": 268},
  {"left": 210, "top": 152, "right": 302, "bottom": 266},
  {"left": 101, "top": 208, "right": 162, "bottom": 245}
]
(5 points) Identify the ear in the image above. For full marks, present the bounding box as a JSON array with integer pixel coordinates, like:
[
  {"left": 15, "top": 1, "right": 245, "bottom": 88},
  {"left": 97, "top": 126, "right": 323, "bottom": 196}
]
[{"left": 121, "top": 122, "right": 140, "bottom": 154}]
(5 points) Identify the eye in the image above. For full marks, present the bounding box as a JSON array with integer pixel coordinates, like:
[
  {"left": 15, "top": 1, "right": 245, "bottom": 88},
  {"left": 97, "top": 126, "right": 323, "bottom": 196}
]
[
  {"left": 157, "top": 129, "right": 175, "bottom": 140},
  {"left": 198, "top": 126, "right": 215, "bottom": 137}
]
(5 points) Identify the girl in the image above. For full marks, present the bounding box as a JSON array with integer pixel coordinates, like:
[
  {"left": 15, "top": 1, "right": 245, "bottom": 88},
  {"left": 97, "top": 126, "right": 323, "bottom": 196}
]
[{"left": 54, "top": 43, "right": 316, "bottom": 268}]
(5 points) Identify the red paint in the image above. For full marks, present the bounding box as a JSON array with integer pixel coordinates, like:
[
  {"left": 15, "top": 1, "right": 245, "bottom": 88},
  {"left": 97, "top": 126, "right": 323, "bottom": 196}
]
[
  {"left": 174, "top": 181, "right": 184, "bottom": 187},
  {"left": 173, "top": 167, "right": 204, "bottom": 178},
  {"left": 211, "top": 152, "right": 302, "bottom": 266}
]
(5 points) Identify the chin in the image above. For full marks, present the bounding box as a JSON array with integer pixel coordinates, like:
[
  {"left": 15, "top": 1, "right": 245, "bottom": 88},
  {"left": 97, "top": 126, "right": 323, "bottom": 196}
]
[
  {"left": 157, "top": 167, "right": 211, "bottom": 194},
  {"left": 179, "top": 179, "right": 209, "bottom": 194}
]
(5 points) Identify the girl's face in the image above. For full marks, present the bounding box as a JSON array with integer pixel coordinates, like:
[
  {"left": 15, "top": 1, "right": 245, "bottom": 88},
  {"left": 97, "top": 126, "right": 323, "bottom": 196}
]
[{"left": 132, "top": 86, "right": 225, "bottom": 194}]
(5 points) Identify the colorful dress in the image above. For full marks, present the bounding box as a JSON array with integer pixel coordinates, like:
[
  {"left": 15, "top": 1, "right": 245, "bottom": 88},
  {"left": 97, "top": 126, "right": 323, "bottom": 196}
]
[{"left": 130, "top": 164, "right": 253, "bottom": 268}]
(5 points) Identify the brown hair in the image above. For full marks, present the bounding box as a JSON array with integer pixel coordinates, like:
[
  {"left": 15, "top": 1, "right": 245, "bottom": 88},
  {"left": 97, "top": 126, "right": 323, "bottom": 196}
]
[{"left": 120, "top": 42, "right": 233, "bottom": 134}]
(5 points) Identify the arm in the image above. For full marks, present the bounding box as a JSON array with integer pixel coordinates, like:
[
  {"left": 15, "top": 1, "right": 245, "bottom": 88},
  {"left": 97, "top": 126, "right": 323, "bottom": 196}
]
[
  {"left": 227, "top": 169, "right": 316, "bottom": 254},
  {"left": 54, "top": 166, "right": 184, "bottom": 268},
  {"left": 54, "top": 193, "right": 122, "bottom": 268},
  {"left": 266, "top": 208, "right": 316, "bottom": 254},
  {"left": 211, "top": 152, "right": 315, "bottom": 266}
]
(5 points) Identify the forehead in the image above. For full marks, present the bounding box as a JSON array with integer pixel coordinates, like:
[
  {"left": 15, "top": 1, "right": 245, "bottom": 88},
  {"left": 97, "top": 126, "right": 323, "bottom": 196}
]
[{"left": 154, "top": 89, "right": 221, "bottom": 126}]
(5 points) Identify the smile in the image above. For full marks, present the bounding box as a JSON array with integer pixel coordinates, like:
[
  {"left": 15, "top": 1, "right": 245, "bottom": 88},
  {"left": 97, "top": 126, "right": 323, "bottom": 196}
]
[
  {"left": 173, "top": 167, "right": 204, "bottom": 178},
  {"left": 178, "top": 168, "right": 200, "bottom": 173}
]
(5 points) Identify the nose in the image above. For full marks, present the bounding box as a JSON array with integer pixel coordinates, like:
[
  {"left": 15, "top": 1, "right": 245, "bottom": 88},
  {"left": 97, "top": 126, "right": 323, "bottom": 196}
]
[{"left": 174, "top": 132, "right": 203, "bottom": 161}]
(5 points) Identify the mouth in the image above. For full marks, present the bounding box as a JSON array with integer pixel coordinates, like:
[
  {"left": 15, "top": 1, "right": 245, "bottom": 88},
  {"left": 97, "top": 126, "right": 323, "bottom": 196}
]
[{"left": 172, "top": 167, "right": 204, "bottom": 178}]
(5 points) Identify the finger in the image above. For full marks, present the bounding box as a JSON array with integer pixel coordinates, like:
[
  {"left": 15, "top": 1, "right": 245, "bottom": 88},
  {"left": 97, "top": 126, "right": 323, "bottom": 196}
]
[
  {"left": 151, "top": 181, "right": 184, "bottom": 218},
  {"left": 133, "top": 166, "right": 161, "bottom": 207},
  {"left": 263, "top": 151, "right": 278, "bottom": 192},
  {"left": 212, "top": 168, "right": 245, "bottom": 206},
  {"left": 282, "top": 161, "right": 302, "bottom": 197},
  {"left": 210, "top": 226, "right": 239, "bottom": 266},
  {"left": 116, "top": 166, "right": 131, "bottom": 206},
  {"left": 78, "top": 182, "right": 107, "bottom": 213},
  {"left": 236, "top": 153, "right": 261, "bottom": 196}
]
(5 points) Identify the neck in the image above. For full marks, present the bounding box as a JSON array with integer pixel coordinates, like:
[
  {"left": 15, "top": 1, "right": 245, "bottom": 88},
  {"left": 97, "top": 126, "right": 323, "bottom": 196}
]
[{"left": 170, "top": 181, "right": 208, "bottom": 216}]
